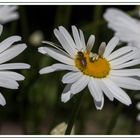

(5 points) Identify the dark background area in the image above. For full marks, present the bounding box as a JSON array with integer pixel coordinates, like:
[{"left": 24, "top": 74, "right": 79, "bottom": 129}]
[{"left": 25, "top": 5, "right": 135, "bottom": 38}]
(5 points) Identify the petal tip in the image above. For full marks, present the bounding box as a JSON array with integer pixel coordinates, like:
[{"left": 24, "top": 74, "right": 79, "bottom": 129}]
[
  {"left": 39, "top": 69, "right": 44, "bottom": 74},
  {"left": 38, "top": 47, "right": 46, "bottom": 54}
]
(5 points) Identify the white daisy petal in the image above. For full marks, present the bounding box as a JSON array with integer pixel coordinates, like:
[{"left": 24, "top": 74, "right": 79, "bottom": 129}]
[
  {"left": 72, "top": 26, "right": 83, "bottom": 50},
  {"left": 58, "top": 26, "right": 77, "bottom": 51},
  {"left": 104, "top": 8, "right": 139, "bottom": 30},
  {"left": 97, "top": 79, "right": 114, "bottom": 101},
  {"left": 0, "top": 5, "right": 19, "bottom": 24},
  {"left": 0, "top": 93, "right": 6, "bottom": 106},
  {"left": 104, "top": 8, "right": 138, "bottom": 26},
  {"left": 88, "top": 78, "right": 103, "bottom": 102},
  {"left": 0, "top": 36, "right": 21, "bottom": 53},
  {"left": 0, "top": 43, "right": 27, "bottom": 64},
  {"left": 103, "top": 36, "right": 119, "bottom": 58},
  {"left": 38, "top": 46, "right": 48, "bottom": 54},
  {"left": 38, "top": 45, "right": 70, "bottom": 58},
  {"left": 61, "top": 91, "right": 71, "bottom": 103},
  {"left": 0, "top": 71, "right": 25, "bottom": 81},
  {"left": 39, "top": 66, "right": 54, "bottom": 74},
  {"left": 0, "top": 77, "right": 19, "bottom": 89},
  {"left": 112, "top": 59, "right": 140, "bottom": 69},
  {"left": 52, "top": 64, "right": 78, "bottom": 71},
  {"left": 54, "top": 28, "right": 76, "bottom": 57},
  {"left": 62, "top": 72, "right": 82, "bottom": 84},
  {"left": 0, "top": 24, "right": 3, "bottom": 36},
  {"left": 94, "top": 95, "right": 104, "bottom": 110},
  {"left": 39, "top": 63, "right": 78, "bottom": 74},
  {"left": 109, "top": 76, "right": 140, "bottom": 90},
  {"left": 70, "top": 76, "right": 89, "bottom": 94},
  {"left": 38, "top": 47, "right": 74, "bottom": 65},
  {"left": 102, "top": 78, "right": 131, "bottom": 106},
  {"left": 8, "top": 6, "right": 18, "bottom": 11},
  {"left": 117, "top": 31, "right": 139, "bottom": 40},
  {"left": 0, "top": 63, "right": 30, "bottom": 70},
  {"left": 104, "top": 8, "right": 140, "bottom": 48},
  {"left": 110, "top": 69, "right": 140, "bottom": 77},
  {"left": 3, "top": 13, "right": 19, "bottom": 24},
  {"left": 98, "top": 42, "right": 106, "bottom": 56},
  {"left": 107, "top": 46, "right": 134, "bottom": 61},
  {"left": 79, "top": 29, "right": 86, "bottom": 50},
  {"left": 110, "top": 50, "right": 140, "bottom": 67},
  {"left": 61, "top": 84, "right": 73, "bottom": 103},
  {"left": 42, "top": 41, "right": 72, "bottom": 58},
  {"left": 42, "top": 40, "right": 63, "bottom": 49},
  {"left": 87, "top": 35, "right": 95, "bottom": 52}
]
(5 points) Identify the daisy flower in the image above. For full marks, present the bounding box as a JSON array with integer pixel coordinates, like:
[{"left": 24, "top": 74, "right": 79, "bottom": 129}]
[
  {"left": 38, "top": 26, "right": 140, "bottom": 110},
  {"left": 0, "top": 25, "right": 30, "bottom": 106},
  {"left": 0, "top": 5, "right": 19, "bottom": 24},
  {"left": 103, "top": 8, "right": 140, "bottom": 48}
]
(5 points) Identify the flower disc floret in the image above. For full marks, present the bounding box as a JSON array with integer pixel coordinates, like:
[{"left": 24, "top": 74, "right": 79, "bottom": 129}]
[{"left": 75, "top": 51, "right": 110, "bottom": 78}]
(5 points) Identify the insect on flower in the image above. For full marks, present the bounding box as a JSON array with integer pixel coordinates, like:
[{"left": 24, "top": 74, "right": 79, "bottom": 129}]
[
  {"left": 38, "top": 26, "right": 140, "bottom": 110},
  {"left": 77, "top": 51, "right": 87, "bottom": 68}
]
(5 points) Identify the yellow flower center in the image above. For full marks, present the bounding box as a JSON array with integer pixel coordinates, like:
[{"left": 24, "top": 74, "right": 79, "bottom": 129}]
[{"left": 75, "top": 51, "right": 110, "bottom": 78}]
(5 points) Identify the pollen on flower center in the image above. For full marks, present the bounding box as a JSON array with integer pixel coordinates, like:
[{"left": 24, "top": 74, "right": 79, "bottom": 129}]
[{"left": 75, "top": 51, "right": 110, "bottom": 78}]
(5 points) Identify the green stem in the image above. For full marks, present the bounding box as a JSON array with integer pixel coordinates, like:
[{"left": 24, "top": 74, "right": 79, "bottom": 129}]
[
  {"left": 54, "top": 6, "right": 72, "bottom": 27},
  {"left": 48, "top": 6, "right": 72, "bottom": 134},
  {"left": 51, "top": 6, "right": 72, "bottom": 40},
  {"left": 92, "top": 6, "right": 103, "bottom": 51},
  {"left": 10, "top": 21, "right": 17, "bottom": 35},
  {"left": 19, "top": 6, "right": 29, "bottom": 42},
  {"left": 128, "top": 100, "right": 137, "bottom": 135},
  {"left": 93, "top": 6, "right": 103, "bottom": 22},
  {"left": 129, "top": 118, "right": 137, "bottom": 135},
  {"left": 105, "top": 103, "right": 123, "bottom": 135},
  {"left": 65, "top": 93, "right": 84, "bottom": 135}
]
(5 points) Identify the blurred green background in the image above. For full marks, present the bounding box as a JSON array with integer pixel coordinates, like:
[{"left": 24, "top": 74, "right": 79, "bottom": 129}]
[{"left": 0, "top": 5, "right": 140, "bottom": 135}]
